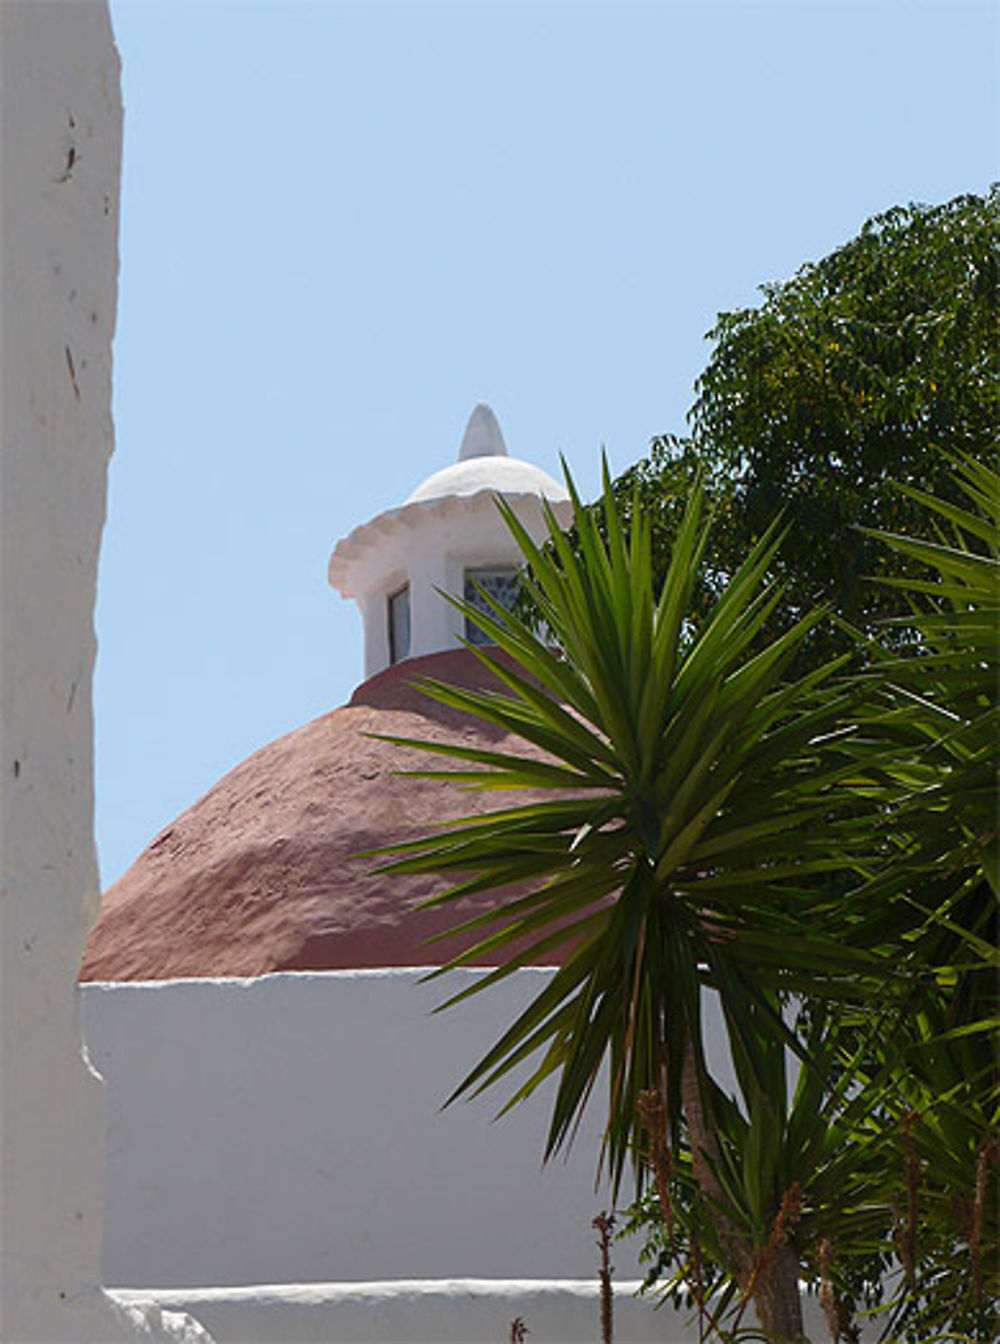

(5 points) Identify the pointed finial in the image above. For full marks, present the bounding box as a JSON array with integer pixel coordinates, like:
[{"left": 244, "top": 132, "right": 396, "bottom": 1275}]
[{"left": 458, "top": 403, "right": 508, "bottom": 461}]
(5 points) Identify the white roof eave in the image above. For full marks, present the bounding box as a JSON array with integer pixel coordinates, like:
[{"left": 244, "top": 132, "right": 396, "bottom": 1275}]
[{"left": 329, "top": 489, "right": 573, "bottom": 598}]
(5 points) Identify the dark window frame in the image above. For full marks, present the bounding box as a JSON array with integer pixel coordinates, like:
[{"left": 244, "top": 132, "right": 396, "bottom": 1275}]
[{"left": 387, "top": 583, "right": 411, "bottom": 665}]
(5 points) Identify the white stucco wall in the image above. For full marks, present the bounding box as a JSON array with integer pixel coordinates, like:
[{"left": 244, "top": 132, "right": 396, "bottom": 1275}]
[
  {"left": 83, "top": 971, "right": 851, "bottom": 1343},
  {"left": 83, "top": 969, "right": 657, "bottom": 1290},
  {"left": 0, "top": 5, "right": 210, "bottom": 1338}
]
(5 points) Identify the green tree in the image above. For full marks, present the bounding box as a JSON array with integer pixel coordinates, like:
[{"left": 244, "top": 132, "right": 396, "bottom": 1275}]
[
  {"left": 591, "top": 188, "right": 999, "bottom": 651},
  {"left": 377, "top": 472, "right": 885, "bottom": 1342}
]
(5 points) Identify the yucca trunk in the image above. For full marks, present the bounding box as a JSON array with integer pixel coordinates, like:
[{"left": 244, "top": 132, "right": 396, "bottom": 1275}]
[
  {"left": 681, "top": 1044, "right": 806, "bottom": 1343},
  {"left": 753, "top": 1243, "right": 807, "bottom": 1342}
]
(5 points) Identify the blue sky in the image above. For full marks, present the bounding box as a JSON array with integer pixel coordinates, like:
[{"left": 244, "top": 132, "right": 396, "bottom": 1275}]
[{"left": 97, "top": 0, "right": 998, "bottom": 886}]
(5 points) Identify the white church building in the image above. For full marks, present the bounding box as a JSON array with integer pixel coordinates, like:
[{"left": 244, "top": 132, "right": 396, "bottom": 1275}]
[
  {"left": 2, "top": 8, "right": 847, "bottom": 1339},
  {"left": 78, "top": 405, "right": 672, "bottom": 1341}
]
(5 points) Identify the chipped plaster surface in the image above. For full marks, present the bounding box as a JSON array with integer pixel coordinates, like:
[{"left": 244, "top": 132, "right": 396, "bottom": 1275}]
[{"left": 0, "top": 4, "right": 210, "bottom": 1337}]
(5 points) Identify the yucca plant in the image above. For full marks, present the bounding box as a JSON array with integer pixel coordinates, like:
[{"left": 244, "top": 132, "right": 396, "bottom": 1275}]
[
  {"left": 853, "top": 451, "right": 998, "bottom": 931},
  {"left": 839, "top": 453, "right": 999, "bottom": 1342},
  {"left": 625, "top": 1000, "right": 896, "bottom": 1343},
  {"left": 375, "top": 467, "right": 885, "bottom": 1342}
]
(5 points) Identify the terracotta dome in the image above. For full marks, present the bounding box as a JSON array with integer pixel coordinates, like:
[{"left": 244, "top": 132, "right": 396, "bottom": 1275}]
[{"left": 80, "top": 650, "right": 563, "bottom": 982}]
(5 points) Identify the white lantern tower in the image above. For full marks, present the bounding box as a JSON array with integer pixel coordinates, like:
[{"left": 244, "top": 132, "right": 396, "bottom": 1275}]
[{"left": 329, "top": 404, "right": 572, "bottom": 680}]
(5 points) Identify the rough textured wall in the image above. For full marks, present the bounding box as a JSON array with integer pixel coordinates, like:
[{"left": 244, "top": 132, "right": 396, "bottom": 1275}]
[{"left": 0, "top": 5, "right": 209, "bottom": 1339}]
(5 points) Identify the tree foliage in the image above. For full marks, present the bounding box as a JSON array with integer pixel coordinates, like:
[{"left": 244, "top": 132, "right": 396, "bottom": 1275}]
[{"left": 601, "top": 188, "right": 999, "bottom": 648}]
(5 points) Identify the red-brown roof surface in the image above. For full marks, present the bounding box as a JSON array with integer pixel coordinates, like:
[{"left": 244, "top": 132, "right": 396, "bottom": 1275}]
[{"left": 80, "top": 650, "right": 565, "bottom": 981}]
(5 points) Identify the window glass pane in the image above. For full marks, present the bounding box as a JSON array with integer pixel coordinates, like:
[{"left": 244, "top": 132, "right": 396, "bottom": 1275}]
[
  {"left": 464, "top": 567, "right": 519, "bottom": 645},
  {"left": 388, "top": 585, "right": 410, "bottom": 664}
]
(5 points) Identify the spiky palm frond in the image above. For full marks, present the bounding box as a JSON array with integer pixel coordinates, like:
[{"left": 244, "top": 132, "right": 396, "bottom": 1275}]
[
  {"left": 859, "top": 456, "right": 998, "bottom": 886},
  {"left": 848, "top": 455, "right": 1000, "bottom": 1344},
  {"left": 374, "top": 465, "right": 880, "bottom": 1190}
]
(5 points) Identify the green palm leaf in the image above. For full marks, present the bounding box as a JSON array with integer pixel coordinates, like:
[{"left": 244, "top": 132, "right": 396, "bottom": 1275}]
[{"left": 373, "top": 462, "right": 879, "bottom": 1189}]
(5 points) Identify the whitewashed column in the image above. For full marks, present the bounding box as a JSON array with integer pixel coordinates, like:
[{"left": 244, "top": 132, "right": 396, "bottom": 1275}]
[{"left": 0, "top": 4, "right": 210, "bottom": 1338}]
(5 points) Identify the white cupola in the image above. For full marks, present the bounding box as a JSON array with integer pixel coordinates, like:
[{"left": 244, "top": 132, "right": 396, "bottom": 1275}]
[{"left": 329, "top": 404, "right": 572, "bottom": 680}]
